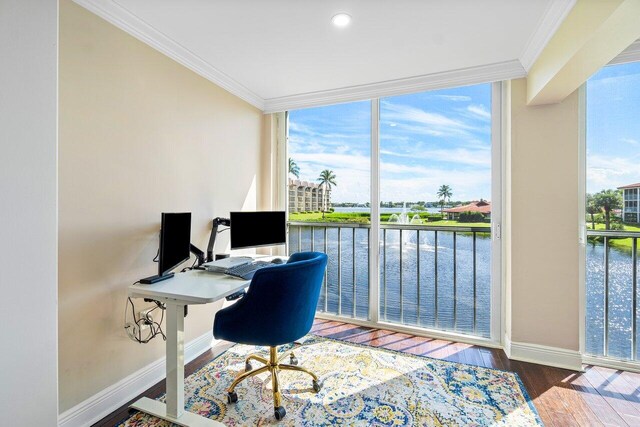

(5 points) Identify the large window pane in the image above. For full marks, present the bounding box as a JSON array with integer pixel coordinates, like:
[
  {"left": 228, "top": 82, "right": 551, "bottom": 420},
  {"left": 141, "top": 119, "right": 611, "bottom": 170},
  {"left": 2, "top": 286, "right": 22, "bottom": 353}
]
[
  {"left": 379, "top": 84, "right": 493, "bottom": 337},
  {"left": 287, "top": 102, "right": 371, "bottom": 319},
  {"left": 586, "top": 62, "right": 640, "bottom": 360}
]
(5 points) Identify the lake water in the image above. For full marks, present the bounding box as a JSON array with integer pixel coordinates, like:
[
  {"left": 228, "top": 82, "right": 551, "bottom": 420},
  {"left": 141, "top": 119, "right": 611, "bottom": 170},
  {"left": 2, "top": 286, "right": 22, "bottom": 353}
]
[
  {"left": 290, "top": 224, "right": 639, "bottom": 360},
  {"left": 289, "top": 225, "right": 492, "bottom": 338}
]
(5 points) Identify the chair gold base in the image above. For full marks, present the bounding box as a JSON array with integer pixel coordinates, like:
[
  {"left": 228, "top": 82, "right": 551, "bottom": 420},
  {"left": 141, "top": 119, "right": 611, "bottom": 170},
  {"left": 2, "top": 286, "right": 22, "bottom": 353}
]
[{"left": 226, "top": 346, "right": 321, "bottom": 420}]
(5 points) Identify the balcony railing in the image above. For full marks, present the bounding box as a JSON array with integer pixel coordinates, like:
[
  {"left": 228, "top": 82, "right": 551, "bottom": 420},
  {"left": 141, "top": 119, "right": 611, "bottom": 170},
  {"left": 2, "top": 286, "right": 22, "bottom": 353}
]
[
  {"left": 586, "top": 230, "right": 640, "bottom": 361},
  {"left": 288, "top": 221, "right": 492, "bottom": 338}
]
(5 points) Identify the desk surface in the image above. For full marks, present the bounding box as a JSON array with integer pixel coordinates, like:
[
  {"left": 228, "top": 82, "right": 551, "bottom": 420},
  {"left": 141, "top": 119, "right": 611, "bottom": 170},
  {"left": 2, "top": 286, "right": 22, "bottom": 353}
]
[{"left": 129, "top": 269, "right": 250, "bottom": 304}]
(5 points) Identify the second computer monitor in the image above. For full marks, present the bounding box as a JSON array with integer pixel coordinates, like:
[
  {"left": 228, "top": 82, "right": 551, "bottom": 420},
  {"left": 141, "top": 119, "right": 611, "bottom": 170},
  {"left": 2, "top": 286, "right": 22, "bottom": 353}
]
[
  {"left": 230, "top": 211, "right": 286, "bottom": 250},
  {"left": 159, "top": 212, "right": 191, "bottom": 276}
]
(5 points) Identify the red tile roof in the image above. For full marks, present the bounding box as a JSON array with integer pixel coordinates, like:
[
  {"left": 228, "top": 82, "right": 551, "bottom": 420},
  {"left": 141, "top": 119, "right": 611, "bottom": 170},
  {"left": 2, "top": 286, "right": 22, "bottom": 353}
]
[
  {"left": 443, "top": 200, "right": 491, "bottom": 214},
  {"left": 618, "top": 183, "right": 640, "bottom": 190}
]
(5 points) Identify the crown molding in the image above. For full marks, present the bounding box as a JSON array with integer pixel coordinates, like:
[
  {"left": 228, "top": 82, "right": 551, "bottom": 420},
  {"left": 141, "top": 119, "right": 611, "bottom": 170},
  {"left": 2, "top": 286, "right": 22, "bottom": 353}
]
[
  {"left": 608, "top": 39, "right": 640, "bottom": 65},
  {"left": 519, "top": 0, "right": 576, "bottom": 72},
  {"left": 263, "top": 60, "right": 526, "bottom": 113},
  {"left": 72, "top": 0, "right": 265, "bottom": 110}
]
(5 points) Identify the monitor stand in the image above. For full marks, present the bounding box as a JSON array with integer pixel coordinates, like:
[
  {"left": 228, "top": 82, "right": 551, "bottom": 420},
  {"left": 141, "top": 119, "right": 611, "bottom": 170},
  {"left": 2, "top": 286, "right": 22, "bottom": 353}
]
[{"left": 140, "top": 272, "right": 175, "bottom": 284}]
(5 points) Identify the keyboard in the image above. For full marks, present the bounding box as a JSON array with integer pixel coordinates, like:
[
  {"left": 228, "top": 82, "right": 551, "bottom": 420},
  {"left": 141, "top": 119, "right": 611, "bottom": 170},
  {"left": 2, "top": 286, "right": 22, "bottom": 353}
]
[{"left": 225, "top": 261, "right": 272, "bottom": 280}]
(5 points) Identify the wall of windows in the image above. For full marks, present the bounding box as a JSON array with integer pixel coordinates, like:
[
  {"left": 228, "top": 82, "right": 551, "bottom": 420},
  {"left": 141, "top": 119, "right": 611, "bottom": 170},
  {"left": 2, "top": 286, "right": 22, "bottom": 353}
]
[{"left": 287, "top": 83, "right": 500, "bottom": 341}]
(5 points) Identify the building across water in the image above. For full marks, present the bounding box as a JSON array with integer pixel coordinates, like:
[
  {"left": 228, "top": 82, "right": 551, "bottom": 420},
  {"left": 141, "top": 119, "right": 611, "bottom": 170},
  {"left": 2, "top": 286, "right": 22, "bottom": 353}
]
[
  {"left": 619, "top": 183, "right": 640, "bottom": 223},
  {"left": 288, "top": 179, "right": 331, "bottom": 213},
  {"left": 443, "top": 200, "right": 491, "bottom": 220}
]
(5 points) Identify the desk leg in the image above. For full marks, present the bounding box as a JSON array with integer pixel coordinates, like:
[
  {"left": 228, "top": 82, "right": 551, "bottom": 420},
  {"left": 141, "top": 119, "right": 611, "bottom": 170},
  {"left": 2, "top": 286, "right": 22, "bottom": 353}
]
[
  {"left": 128, "top": 301, "right": 223, "bottom": 427},
  {"left": 166, "top": 301, "right": 185, "bottom": 418}
]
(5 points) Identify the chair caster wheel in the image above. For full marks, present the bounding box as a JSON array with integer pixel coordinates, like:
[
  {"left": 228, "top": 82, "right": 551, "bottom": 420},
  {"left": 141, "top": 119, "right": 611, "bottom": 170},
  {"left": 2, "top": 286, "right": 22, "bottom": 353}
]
[
  {"left": 245, "top": 362, "right": 252, "bottom": 372},
  {"left": 274, "top": 406, "right": 286, "bottom": 420},
  {"left": 227, "top": 391, "right": 238, "bottom": 404},
  {"left": 312, "top": 380, "right": 321, "bottom": 392},
  {"left": 289, "top": 355, "right": 298, "bottom": 365}
]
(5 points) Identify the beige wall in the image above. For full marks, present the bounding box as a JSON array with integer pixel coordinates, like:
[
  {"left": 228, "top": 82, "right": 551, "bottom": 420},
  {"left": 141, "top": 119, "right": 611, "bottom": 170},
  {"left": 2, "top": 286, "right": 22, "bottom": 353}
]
[
  {"left": 506, "top": 78, "right": 580, "bottom": 350},
  {"left": 58, "top": 0, "right": 263, "bottom": 412}
]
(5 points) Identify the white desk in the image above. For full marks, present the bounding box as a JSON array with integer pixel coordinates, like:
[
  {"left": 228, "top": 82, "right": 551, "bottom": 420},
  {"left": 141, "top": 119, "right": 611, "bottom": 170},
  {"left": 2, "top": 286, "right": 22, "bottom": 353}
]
[{"left": 128, "top": 269, "right": 250, "bottom": 427}]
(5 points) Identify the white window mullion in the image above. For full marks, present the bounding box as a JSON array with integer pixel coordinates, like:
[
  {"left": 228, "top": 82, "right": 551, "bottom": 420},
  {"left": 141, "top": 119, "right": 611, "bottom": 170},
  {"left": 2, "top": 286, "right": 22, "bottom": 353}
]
[
  {"left": 369, "top": 99, "right": 381, "bottom": 323},
  {"left": 491, "top": 81, "right": 503, "bottom": 343}
]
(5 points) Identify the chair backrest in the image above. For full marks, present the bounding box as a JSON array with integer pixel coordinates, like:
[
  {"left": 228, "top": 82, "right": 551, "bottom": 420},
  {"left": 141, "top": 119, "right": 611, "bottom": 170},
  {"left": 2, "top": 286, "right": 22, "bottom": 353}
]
[{"left": 214, "top": 252, "right": 328, "bottom": 347}]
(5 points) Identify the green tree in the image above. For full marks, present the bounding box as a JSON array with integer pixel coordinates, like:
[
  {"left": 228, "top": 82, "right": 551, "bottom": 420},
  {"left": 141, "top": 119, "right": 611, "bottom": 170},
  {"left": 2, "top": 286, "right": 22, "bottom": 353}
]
[
  {"left": 585, "top": 193, "right": 599, "bottom": 230},
  {"left": 317, "top": 169, "right": 337, "bottom": 218},
  {"left": 593, "top": 189, "right": 623, "bottom": 230},
  {"left": 436, "top": 185, "right": 453, "bottom": 214},
  {"left": 288, "top": 158, "right": 300, "bottom": 178}
]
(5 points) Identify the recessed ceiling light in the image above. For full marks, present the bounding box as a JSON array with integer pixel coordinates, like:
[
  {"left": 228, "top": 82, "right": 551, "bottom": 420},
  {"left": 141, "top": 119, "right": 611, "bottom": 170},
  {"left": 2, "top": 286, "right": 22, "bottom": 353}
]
[{"left": 332, "top": 13, "right": 351, "bottom": 27}]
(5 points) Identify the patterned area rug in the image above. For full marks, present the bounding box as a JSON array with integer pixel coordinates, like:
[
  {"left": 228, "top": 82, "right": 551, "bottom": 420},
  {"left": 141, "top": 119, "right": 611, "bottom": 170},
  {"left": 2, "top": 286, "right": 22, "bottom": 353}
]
[{"left": 119, "top": 336, "right": 542, "bottom": 426}]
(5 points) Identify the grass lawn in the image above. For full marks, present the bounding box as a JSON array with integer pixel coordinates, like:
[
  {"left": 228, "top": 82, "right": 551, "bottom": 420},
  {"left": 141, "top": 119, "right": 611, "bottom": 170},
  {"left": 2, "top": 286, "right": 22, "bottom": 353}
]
[
  {"left": 289, "top": 211, "right": 490, "bottom": 228},
  {"left": 586, "top": 223, "right": 640, "bottom": 251}
]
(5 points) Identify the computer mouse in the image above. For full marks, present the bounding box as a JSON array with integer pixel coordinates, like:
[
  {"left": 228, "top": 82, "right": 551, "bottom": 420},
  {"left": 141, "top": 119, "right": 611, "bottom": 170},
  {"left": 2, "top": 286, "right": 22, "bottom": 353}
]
[{"left": 271, "top": 258, "right": 284, "bottom": 264}]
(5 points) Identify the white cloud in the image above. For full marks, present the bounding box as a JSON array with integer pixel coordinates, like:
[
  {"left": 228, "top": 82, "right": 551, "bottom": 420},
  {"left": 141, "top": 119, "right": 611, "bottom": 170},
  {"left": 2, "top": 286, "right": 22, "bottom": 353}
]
[
  {"left": 433, "top": 95, "right": 472, "bottom": 102},
  {"left": 620, "top": 137, "right": 639, "bottom": 145},
  {"left": 382, "top": 101, "right": 468, "bottom": 129},
  {"left": 587, "top": 154, "right": 640, "bottom": 192},
  {"left": 380, "top": 147, "right": 491, "bottom": 168},
  {"left": 467, "top": 104, "right": 491, "bottom": 121}
]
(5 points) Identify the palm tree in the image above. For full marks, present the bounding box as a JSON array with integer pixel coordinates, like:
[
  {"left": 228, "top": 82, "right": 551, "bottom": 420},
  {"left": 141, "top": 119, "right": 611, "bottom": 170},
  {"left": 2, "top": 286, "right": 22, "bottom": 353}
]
[
  {"left": 288, "top": 158, "right": 300, "bottom": 178},
  {"left": 437, "top": 185, "right": 453, "bottom": 214},
  {"left": 586, "top": 193, "right": 599, "bottom": 230},
  {"left": 594, "top": 189, "right": 623, "bottom": 230},
  {"left": 317, "top": 169, "right": 337, "bottom": 218}
]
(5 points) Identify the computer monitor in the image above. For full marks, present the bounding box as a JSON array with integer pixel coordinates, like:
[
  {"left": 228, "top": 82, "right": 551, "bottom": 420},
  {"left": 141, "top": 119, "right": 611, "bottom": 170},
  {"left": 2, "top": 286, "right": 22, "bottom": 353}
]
[
  {"left": 141, "top": 212, "right": 191, "bottom": 284},
  {"left": 159, "top": 212, "right": 192, "bottom": 276},
  {"left": 230, "top": 211, "right": 286, "bottom": 250}
]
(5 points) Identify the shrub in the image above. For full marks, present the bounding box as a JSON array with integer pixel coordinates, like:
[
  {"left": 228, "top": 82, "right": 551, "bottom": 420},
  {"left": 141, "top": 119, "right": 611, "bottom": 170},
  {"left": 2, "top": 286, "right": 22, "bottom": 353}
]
[
  {"left": 609, "top": 222, "right": 624, "bottom": 231},
  {"left": 459, "top": 211, "right": 485, "bottom": 222}
]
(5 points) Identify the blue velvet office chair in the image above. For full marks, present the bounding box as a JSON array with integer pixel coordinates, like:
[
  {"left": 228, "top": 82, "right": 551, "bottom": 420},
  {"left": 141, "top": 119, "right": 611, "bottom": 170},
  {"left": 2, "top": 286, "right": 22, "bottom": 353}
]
[{"left": 213, "top": 251, "right": 328, "bottom": 420}]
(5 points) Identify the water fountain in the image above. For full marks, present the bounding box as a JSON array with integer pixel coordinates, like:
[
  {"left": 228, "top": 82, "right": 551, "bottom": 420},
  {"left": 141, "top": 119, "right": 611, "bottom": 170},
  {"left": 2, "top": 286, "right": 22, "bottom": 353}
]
[
  {"left": 386, "top": 203, "right": 431, "bottom": 248},
  {"left": 388, "top": 202, "right": 423, "bottom": 225}
]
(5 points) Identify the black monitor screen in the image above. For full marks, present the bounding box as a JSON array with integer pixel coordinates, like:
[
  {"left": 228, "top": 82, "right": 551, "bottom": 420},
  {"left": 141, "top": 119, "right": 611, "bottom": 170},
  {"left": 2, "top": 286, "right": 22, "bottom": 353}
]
[
  {"left": 159, "top": 212, "right": 191, "bottom": 275},
  {"left": 230, "top": 211, "right": 286, "bottom": 250}
]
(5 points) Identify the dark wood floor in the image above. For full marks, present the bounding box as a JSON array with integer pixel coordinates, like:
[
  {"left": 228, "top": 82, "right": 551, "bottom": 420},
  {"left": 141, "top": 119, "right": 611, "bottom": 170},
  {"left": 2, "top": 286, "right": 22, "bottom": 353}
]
[{"left": 95, "top": 319, "right": 640, "bottom": 426}]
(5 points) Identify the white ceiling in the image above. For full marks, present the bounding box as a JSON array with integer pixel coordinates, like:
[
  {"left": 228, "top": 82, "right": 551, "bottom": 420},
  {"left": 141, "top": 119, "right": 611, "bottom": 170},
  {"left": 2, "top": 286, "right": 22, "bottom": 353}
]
[{"left": 76, "top": 0, "right": 576, "bottom": 111}]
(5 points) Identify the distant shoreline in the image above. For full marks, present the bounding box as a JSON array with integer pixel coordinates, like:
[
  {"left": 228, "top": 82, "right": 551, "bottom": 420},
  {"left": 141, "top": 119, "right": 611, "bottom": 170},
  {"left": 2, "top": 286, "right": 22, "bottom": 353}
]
[{"left": 332, "top": 206, "right": 442, "bottom": 214}]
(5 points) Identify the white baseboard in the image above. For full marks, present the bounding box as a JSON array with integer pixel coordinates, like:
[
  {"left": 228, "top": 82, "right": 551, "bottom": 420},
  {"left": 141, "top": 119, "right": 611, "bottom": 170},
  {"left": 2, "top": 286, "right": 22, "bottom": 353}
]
[
  {"left": 58, "top": 332, "right": 228, "bottom": 427},
  {"left": 582, "top": 355, "right": 640, "bottom": 373},
  {"left": 504, "top": 334, "right": 582, "bottom": 371}
]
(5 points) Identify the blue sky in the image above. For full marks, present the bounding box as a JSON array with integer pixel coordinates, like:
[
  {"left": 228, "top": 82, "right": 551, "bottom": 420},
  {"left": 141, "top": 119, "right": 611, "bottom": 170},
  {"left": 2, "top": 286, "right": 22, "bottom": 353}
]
[
  {"left": 587, "top": 61, "right": 640, "bottom": 194},
  {"left": 288, "top": 84, "right": 492, "bottom": 203},
  {"left": 288, "top": 62, "right": 640, "bottom": 203}
]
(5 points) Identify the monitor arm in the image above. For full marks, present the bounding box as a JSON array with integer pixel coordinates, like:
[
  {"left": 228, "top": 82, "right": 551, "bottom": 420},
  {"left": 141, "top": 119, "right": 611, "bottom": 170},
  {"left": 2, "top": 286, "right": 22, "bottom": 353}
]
[
  {"left": 206, "top": 217, "right": 230, "bottom": 262},
  {"left": 188, "top": 217, "right": 230, "bottom": 266}
]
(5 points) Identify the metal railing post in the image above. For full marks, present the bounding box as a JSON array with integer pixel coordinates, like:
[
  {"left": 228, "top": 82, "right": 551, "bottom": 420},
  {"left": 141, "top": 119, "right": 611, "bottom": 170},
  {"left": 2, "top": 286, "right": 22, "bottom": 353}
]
[
  {"left": 383, "top": 228, "right": 387, "bottom": 321},
  {"left": 473, "top": 232, "right": 477, "bottom": 334},
  {"left": 417, "top": 230, "right": 421, "bottom": 326},
  {"left": 633, "top": 237, "right": 638, "bottom": 360},
  {"left": 324, "top": 227, "right": 328, "bottom": 313},
  {"left": 400, "top": 229, "right": 404, "bottom": 323},
  {"left": 604, "top": 236, "right": 609, "bottom": 357},
  {"left": 353, "top": 227, "right": 357, "bottom": 318},
  {"left": 435, "top": 230, "right": 439, "bottom": 328},
  {"left": 338, "top": 227, "right": 342, "bottom": 316},
  {"left": 453, "top": 232, "right": 457, "bottom": 331}
]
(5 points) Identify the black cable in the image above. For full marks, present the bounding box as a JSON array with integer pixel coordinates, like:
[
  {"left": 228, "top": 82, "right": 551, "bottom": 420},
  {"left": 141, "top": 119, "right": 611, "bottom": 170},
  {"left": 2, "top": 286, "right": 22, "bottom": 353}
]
[
  {"left": 125, "top": 291, "right": 166, "bottom": 344},
  {"left": 152, "top": 248, "right": 160, "bottom": 262}
]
